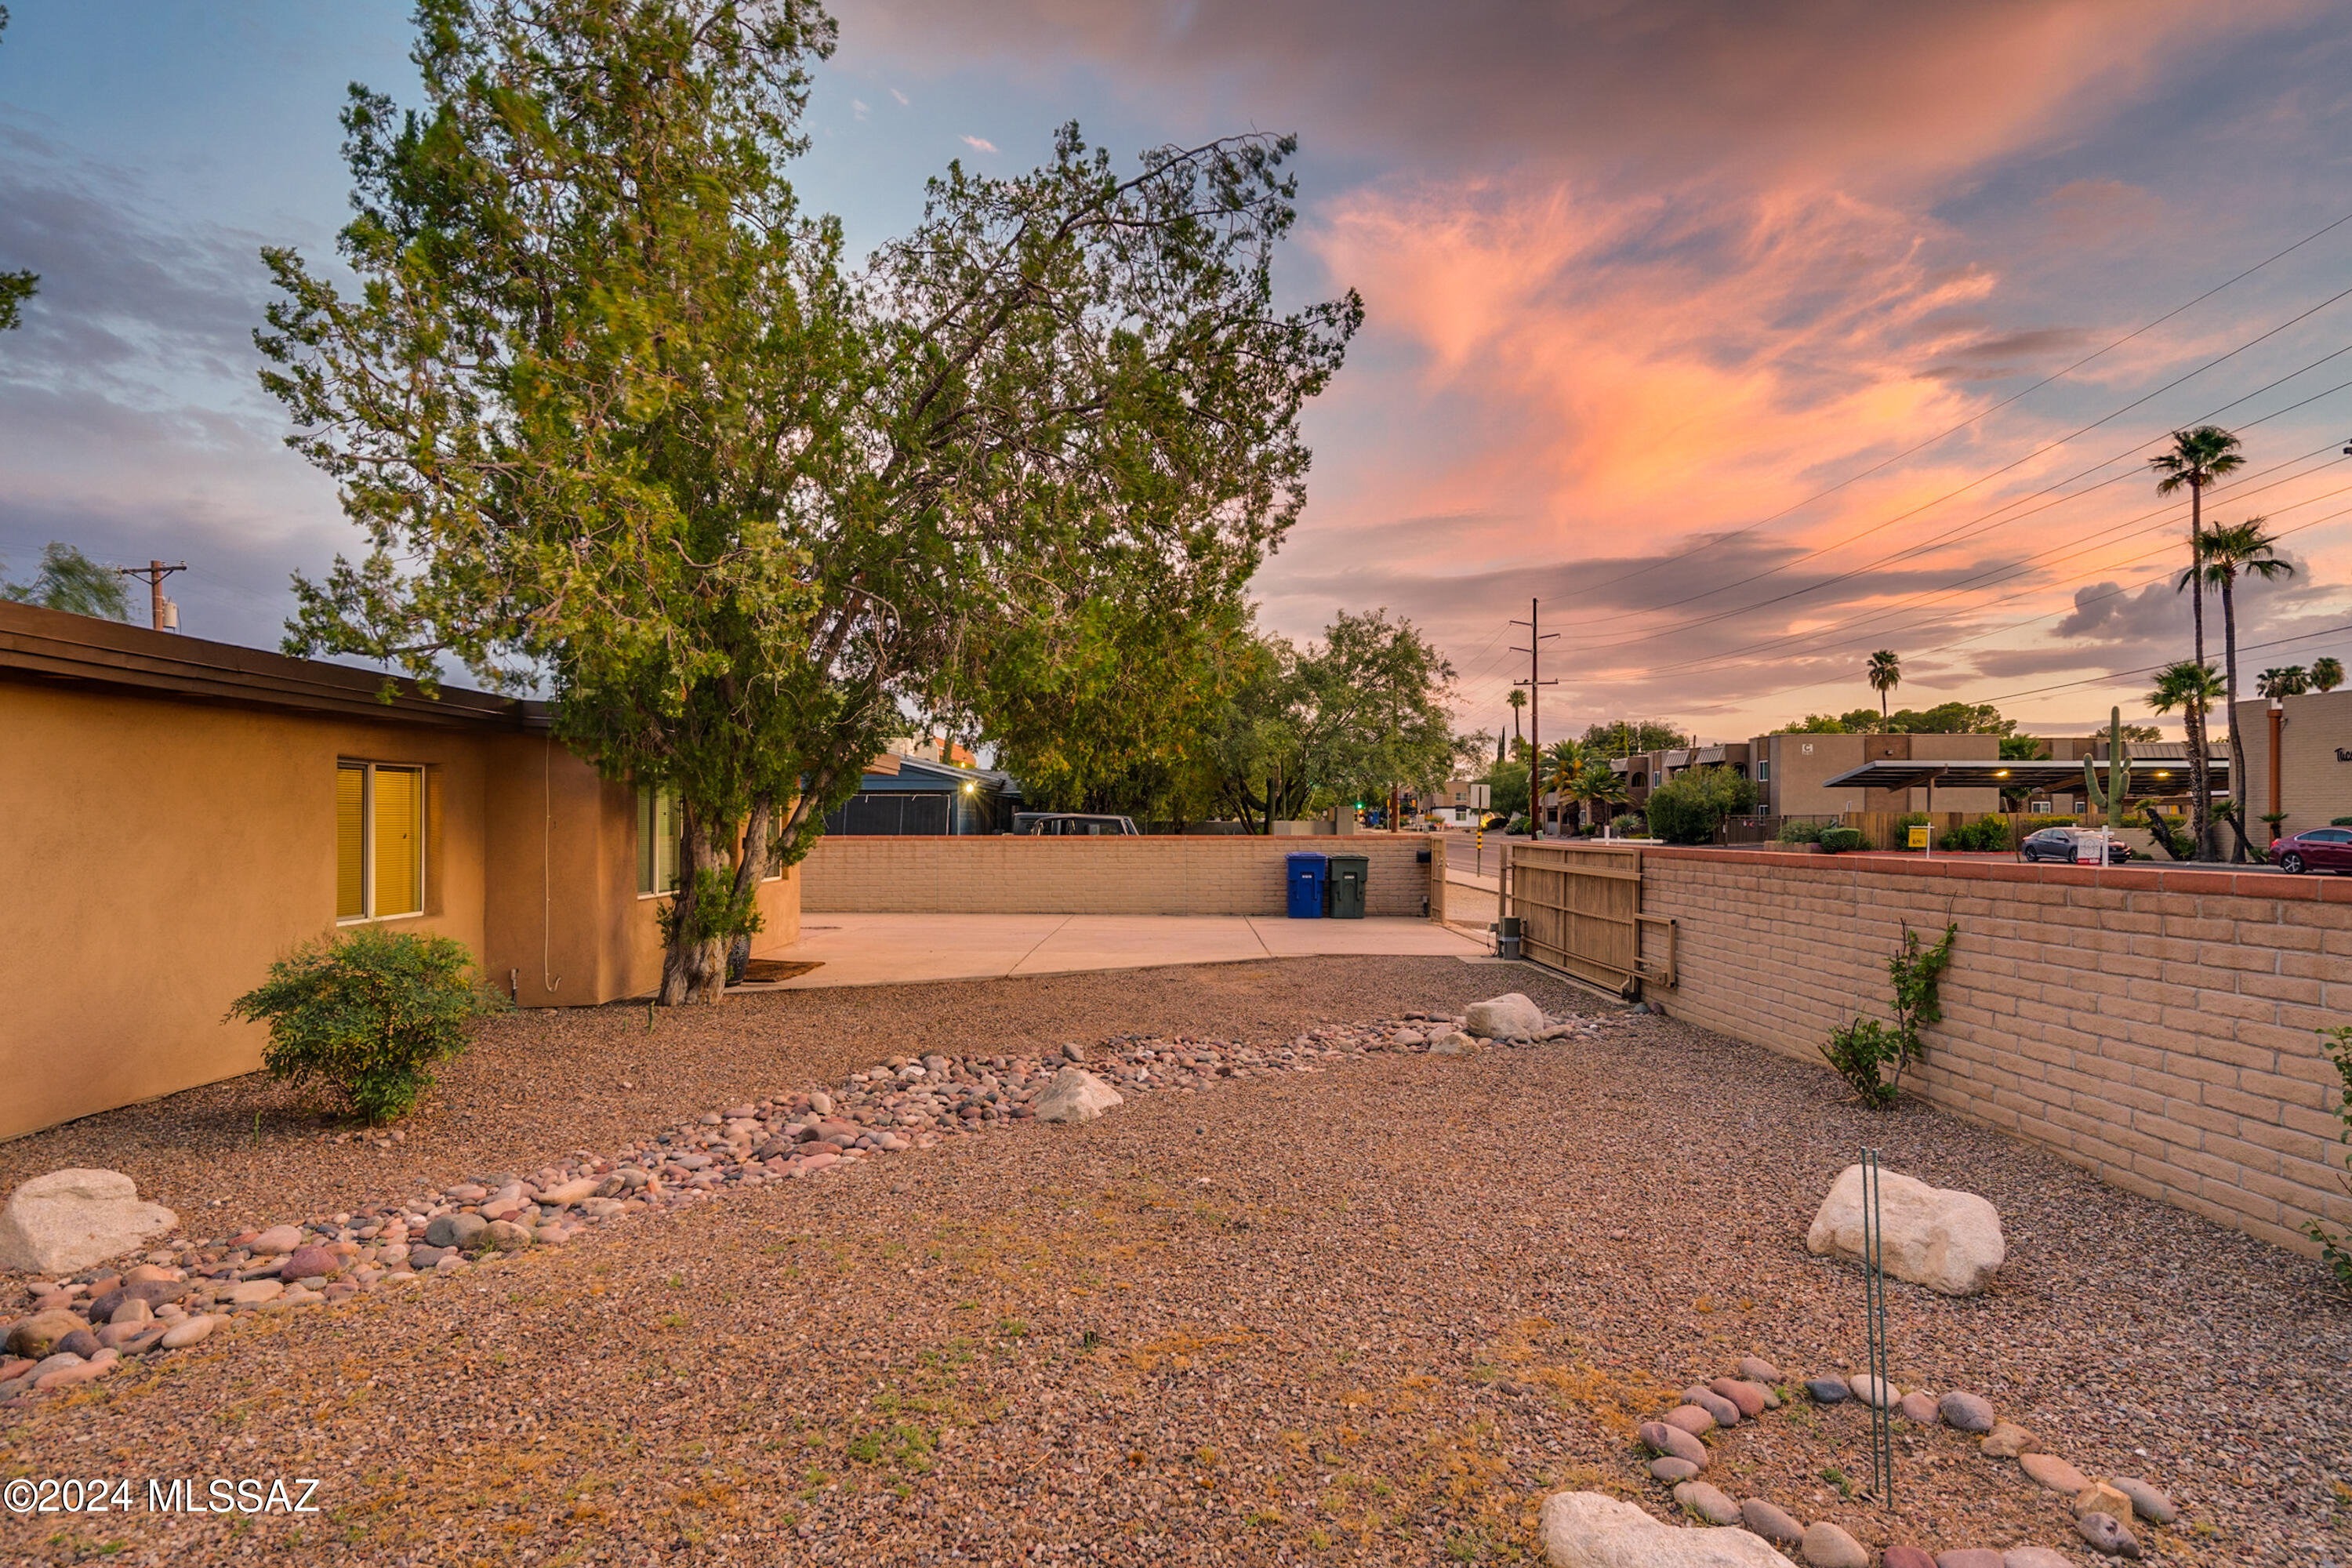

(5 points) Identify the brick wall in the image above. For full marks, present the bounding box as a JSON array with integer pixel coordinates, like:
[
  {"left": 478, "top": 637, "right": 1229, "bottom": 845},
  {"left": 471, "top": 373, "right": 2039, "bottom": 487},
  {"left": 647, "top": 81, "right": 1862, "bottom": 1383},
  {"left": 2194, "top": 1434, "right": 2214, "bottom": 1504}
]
[
  {"left": 1640, "top": 847, "right": 2352, "bottom": 1257},
  {"left": 802, "top": 835, "right": 1439, "bottom": 917}
]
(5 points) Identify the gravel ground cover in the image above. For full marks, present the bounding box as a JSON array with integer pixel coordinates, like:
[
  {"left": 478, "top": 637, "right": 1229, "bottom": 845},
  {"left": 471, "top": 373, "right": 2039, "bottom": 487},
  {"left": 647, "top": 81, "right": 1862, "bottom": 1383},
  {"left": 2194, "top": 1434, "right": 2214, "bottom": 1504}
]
[{"left": 2, "top": 957, "right": 2349, "bottom": 1566}]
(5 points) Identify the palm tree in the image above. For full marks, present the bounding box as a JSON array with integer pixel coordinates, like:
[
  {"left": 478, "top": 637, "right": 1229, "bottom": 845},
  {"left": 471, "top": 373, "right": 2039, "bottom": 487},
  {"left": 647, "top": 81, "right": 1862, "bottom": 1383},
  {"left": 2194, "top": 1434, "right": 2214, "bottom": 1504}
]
[
  {"left": 2183, "top": 518, "right": 2293, "bottom": 859},
  {"left": 1505, "top": 688, "right": 1526, "bottom": 750},
  {"left": 2150, "top": 426, "right": 2245, "bottom": 851},
  {"left": 1542, "top": 739, "right": 1625, "bottom": 833},
  {"left": 2316, "top": 656, "right": 2346, "bottom": 693},
  {"left": 2147, "top": 661, "right": 2226, "bottom": 858},
  {"left": 1866, "top": 650, "right": 1901, "bottom": 720},
  {"left": 2256, "top": 666, "right": 2310, "bottom": 699}
]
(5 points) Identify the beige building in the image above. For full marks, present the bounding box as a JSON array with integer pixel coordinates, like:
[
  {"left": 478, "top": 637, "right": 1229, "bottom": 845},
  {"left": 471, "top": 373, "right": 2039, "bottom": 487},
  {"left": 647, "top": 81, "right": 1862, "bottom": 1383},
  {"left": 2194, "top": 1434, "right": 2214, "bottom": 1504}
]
[
  {"left": 1749, "top": 731, "right": 2001, "bottom": 816},
  {"left": 2234, "top": 691, "right": 2352, "bottom": 836},
  {"left": 0, "top": 601, "right": 803, "bottom": 1141}
]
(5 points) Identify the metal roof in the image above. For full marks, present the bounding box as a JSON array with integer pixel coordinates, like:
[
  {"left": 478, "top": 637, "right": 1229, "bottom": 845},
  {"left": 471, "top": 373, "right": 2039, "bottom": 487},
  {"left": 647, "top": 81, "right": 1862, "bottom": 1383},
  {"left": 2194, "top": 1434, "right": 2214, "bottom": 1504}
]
[{"left": 1820, "top": 757, "right": 2228, "bottom": 793}]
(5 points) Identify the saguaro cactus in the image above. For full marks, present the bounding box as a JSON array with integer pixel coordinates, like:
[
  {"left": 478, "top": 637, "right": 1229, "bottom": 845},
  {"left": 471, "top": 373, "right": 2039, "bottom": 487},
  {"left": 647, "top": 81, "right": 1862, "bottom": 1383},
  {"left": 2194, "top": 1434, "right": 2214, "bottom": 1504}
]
[{"left": 2082, "top": 706, "right": 2128, "bottom": 821}]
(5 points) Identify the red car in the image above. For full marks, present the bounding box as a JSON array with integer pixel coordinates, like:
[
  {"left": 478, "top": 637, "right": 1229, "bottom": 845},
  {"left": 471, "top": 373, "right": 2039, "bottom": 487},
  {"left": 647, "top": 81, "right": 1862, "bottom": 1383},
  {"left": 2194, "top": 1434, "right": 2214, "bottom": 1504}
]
[{"left": 2271, "top": 827, "right": 2352, "bottom": 873}]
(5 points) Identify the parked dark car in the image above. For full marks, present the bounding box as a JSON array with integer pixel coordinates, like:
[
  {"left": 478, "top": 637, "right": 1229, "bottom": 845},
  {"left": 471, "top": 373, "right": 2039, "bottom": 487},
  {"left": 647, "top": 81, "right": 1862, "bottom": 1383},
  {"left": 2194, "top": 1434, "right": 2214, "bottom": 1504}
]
[
  {"left": 1011, "top": 812, "right": 1139, "bottom": 837},
  {"left": 2019, "top": 826, "right": 2132, "bottom": 865},
  {"left": 2270, "top": 826, "right": 2352, "bottom": 873}
]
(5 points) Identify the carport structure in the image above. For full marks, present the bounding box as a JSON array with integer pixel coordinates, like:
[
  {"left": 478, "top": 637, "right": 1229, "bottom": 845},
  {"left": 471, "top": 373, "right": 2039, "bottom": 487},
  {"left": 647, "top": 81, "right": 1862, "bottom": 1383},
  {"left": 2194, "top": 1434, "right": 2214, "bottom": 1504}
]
[{"left": 1820, "top": 756, "right": 2230, "bottom": 811}]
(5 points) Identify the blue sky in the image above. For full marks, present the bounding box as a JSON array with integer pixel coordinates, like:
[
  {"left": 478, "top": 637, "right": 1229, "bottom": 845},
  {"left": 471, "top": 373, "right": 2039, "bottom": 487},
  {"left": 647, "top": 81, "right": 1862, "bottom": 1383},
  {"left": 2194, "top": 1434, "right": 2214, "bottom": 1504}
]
[{"left": 8, "top": 1, "right": 2352, "bottom": 742}]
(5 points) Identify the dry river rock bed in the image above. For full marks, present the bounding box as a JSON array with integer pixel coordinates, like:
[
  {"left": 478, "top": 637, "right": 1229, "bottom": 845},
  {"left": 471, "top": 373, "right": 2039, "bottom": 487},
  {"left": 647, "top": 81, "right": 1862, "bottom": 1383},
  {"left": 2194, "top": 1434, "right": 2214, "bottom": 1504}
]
[{"left": 0, "top": 964, "right": 2340, "bottom": 1563}]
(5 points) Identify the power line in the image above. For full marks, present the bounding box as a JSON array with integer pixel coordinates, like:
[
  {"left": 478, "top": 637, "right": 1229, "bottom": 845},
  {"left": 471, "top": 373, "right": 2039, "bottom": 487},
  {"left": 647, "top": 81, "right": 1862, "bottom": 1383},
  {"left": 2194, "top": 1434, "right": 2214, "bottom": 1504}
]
[{"left": 1550, "top": 202, "right": 2352, "bottom": 606}]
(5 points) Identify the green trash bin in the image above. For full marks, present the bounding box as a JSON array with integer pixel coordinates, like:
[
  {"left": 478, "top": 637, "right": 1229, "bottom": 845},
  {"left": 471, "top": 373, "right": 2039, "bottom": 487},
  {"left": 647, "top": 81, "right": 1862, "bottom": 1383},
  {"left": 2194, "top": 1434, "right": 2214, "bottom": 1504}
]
[{"left": 1326, "top": 852, "right": 1368, "bottom": 919}]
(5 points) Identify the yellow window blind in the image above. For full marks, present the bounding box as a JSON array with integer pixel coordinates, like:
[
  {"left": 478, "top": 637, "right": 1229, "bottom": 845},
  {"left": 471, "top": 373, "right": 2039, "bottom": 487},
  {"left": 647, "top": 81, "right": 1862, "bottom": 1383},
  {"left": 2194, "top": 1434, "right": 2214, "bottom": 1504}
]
[
  {"left": 336, "top": 764, "right": 366, "bottom": 920},
  {"left": 372, "top": 766, "right": 424, "bottom": 916}
]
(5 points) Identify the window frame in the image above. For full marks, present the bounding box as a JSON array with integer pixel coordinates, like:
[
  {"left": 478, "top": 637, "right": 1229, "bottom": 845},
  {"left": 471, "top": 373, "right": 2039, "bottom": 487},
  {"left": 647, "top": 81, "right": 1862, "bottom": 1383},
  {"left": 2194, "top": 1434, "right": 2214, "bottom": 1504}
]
[
  {"left": 336, "top": 760, "right": 427, "bottom": 924},
  {"left": 637, "top": 784, "right": 683, "bottom": 898}
]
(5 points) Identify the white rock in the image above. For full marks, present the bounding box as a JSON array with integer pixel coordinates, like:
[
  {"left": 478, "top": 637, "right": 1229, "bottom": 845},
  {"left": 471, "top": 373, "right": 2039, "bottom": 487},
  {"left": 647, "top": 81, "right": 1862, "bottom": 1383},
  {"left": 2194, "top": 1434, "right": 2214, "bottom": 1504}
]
[
  {"left": 0, "top": 1170, "right": 178, "bottom": 1275},
  {"left": 536, "top": 1178, "right": 599, "bottom": 1207},
  {"left": 1540, "top": 1491, "right": 1789, "bottom": 1567},
  {"left": 1428, "top": 1031, "right": 1475, "bottom": 1056},
  {"left": 1032, "top": 1069, "right": 1124, "bottom": 1124},
  {"left": 1806, "top": 1164, "right": 2005, "bottom": 1297},
  {"left": 1465, "top": 993, "right": 1544, "bottom": 1040}
]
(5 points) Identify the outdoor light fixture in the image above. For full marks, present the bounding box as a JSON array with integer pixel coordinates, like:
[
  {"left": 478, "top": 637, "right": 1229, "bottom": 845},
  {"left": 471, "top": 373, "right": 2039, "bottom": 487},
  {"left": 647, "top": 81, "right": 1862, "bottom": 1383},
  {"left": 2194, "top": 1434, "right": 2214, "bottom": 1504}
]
[
  {"left": 2154, "top": 770, "right": 2170, "bottom": 779},
  {"left": 962, "top": 782, "right": 975, "bottom": 793},
  {"left": 1994, "top": 769, "right": 2009, "bottom": 777}
]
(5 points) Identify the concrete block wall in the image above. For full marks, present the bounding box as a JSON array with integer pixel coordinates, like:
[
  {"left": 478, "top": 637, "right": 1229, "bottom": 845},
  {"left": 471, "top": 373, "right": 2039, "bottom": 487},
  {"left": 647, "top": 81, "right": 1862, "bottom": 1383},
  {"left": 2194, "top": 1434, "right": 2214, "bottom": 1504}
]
[
  {"left": 801, "top": 835, "right": 1436, "bottom": 918},
  {"left": 1641, "top": 847, "right": 2352, "bottom": 1258}
]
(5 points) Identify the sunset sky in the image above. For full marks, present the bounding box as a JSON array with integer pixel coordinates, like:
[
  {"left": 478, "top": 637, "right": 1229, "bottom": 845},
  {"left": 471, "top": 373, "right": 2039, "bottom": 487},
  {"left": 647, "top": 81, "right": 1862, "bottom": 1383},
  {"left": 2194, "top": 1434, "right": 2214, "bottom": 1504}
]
[{"left": 8, "top": 2, "right": 2352, "bottom": 744}]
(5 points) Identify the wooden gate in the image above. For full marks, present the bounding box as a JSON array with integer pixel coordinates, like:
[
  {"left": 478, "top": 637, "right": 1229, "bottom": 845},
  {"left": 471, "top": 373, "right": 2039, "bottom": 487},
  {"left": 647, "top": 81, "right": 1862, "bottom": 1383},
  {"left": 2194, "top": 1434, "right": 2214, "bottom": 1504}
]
[{"left": 1503, "top": 841, "right": 1675, "bottom": 998}]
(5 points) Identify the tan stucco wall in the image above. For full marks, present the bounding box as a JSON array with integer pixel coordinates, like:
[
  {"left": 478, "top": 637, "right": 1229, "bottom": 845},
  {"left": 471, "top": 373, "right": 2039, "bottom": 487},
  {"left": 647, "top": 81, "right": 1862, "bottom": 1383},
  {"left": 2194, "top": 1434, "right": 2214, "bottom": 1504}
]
[
  {"left": 1639, "top": 846, "right": 2350, "bottom": 1258},
  {"left": 2234, "top": 692, "right": 2352, "bottom": 837},
  {"left": 1756, "top": 731, "right": 2000, "bottom": 815},
  {"left": 1, "top": 682, "right": 799, "bottom": 1140},
  {"left": 801, "top": 834, "right": 1435, "bottom": 916}
]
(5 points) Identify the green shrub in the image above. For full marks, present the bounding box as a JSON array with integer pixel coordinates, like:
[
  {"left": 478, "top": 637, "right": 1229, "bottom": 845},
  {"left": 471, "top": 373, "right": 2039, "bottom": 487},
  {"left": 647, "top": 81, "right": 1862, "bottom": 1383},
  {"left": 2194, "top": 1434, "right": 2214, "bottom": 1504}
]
[
  {"left": 1820, "top": 1018, "right": 1900, "bottom": 1106},
  {"left": 1941, "top": 818, "right": 2013, "bottom": 852},
  {"left": 1818, "top": 826, "right": 1867, "bottom": 853},
  {"left": 2332, "top": 816, "right": 2352, "bottom": 828},
  {"left": 1609, "top": 813, "right": 1644, "bottom": 836},
  {"left": 1777, "top": 818, "right": 1828, "bottom": 844},
  {"left": 226, "top": 927, "right": 503, "bottom": 1122},
  {"left": 1893, "top": 811, "right": 1930, "bottom": 829},
  {"left": 2029, "top": 814, "right": 2078, "bottom": 829},
  {"left": 1642, "top": 766, "right": 1758, "bottom": 845},
  {"left": 1818, "top": 921, "right": 1957, "bottom": 1107}
]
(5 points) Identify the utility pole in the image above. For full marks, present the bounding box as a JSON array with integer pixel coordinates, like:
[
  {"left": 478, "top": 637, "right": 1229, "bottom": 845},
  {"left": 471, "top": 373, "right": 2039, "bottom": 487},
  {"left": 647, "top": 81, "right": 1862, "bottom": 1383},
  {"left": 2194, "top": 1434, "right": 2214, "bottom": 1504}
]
[
  {"left": 1511, "top": 598, "right": 1559, "bottom": 837},
  {"left": 113, "top": 560, "right": 187, "bottom": 633}
]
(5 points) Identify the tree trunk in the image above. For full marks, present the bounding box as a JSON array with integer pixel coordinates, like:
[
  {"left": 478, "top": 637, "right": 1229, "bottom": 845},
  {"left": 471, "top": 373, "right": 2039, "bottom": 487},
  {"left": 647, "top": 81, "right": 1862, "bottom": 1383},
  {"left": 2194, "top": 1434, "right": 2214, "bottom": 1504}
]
[
  {"left": 724, "top": 796, "right": 775, "bottom": 982},
  {"left": 2221, "top": 575, "right": 2246, "bottom": 862},
  {"left": 2187, "top": 481, "right": 2212, "bottom": 855},
  {"left": 657, "top": 809, "right": 730, "bottom": 1006}
]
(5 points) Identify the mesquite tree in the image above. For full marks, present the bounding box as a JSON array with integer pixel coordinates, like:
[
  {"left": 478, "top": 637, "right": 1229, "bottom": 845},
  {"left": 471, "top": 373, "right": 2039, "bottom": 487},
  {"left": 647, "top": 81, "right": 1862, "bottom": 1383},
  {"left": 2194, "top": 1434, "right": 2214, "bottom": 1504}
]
[{"left": 260, "top": 0, "right": 1357, "bottom": 1000}]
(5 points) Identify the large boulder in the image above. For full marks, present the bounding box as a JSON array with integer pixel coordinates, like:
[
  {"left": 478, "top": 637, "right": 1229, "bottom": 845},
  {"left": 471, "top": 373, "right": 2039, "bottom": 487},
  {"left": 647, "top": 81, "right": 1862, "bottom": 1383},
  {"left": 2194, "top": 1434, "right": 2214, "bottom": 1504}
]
[
  {"left": 1806, "top": 1164, "right": 2004, "bottom": 1296},
  {"left": 1465, "top": 993, "right": 1544, "bottom": 1039},
  {"left": 1032, "top": 1069, "right": 1123, "bottom": 1124},
  {"left": 1539, "top": 1491, "right": 1788, "bottom": 1567},
  {"left": 0, "top": 1170, "right": 176, "bottom": 1276}
]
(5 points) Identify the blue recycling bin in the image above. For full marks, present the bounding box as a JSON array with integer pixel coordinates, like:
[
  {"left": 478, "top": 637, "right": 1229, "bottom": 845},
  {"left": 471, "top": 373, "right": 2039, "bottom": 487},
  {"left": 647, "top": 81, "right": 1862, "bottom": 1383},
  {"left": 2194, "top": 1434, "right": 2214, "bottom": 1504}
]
[{"left": 1284, "top": 851, "right": 1329, "bottom": 919}]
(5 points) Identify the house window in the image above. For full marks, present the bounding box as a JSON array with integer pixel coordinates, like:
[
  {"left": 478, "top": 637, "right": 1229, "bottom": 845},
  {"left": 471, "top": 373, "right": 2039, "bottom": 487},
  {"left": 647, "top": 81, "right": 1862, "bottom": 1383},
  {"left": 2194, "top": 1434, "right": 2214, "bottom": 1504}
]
[
  {"left": 637, "top": 786, "right": 683, "bottom": 895},
  {"left": 1756, "top": 760, "right": 1770, "bottom": 782},
  {"left": 336, "top": 762, "right": 425, "bottom": 921}
]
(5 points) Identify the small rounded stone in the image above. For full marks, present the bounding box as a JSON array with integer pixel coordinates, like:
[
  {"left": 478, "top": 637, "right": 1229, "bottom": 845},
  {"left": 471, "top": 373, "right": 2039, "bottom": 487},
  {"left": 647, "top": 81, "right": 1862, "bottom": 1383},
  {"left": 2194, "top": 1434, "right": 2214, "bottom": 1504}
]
[
  {"left": 1881, "top": 1547, "right": 1935, "bottom": 1568},
  {"left": 1936, "top": 1551, "right": 2004, "bottom": 1568},
  {"left": 1650, "top": 1456, "right": 1700, "bottom": 1483},
  {"left": 2110, "top": 1477, "right": 2176, "bottom": 1524},
  {"left": 1739, "top": 1498, "right": 1805, "bottom": 1547},
  {"left": 2020, "top": 1452, "right": 2090, "bottom": 1495},
  {"left": 1805, "top": 1376, "right": 1850, "bottom": 1403},
  {"left": 2076, "top": 1512, "right": 2140, "bottom": 1559},
  {"left": 1897, "top": 1390, "right": 1940, "bottom": 1423},
  {"left": 1801, "top": 1520, "right": 1868, "bottom": 1568},
  {"left": 1671, "top": 1479, "right": 1740, "bottom": 1525},
  {"left": 1938, "top": 1390, "right": 1995, "bottom": 1432}
]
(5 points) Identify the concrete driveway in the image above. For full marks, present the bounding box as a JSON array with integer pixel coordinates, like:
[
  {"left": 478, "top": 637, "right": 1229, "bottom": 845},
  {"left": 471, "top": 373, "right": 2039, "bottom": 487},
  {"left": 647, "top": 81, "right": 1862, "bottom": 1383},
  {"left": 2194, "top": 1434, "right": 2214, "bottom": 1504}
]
[{"left": 753, "top": 913, "right": 1485, "bottom": 989}]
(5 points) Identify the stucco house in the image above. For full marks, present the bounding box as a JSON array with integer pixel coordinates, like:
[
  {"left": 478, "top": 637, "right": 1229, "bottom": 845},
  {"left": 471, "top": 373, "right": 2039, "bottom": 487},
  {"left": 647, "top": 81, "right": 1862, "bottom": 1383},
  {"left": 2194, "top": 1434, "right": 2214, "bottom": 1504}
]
[{"left": 0, "top": 600, "right": 804, "bottom": 1141}]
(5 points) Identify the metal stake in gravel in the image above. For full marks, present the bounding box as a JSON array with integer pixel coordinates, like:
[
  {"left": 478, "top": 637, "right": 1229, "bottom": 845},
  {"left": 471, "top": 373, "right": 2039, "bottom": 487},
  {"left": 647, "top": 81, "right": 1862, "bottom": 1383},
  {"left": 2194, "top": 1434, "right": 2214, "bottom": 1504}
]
[{"left": 1861, "top": 1145, "right": 1894, "bottom": 1512}]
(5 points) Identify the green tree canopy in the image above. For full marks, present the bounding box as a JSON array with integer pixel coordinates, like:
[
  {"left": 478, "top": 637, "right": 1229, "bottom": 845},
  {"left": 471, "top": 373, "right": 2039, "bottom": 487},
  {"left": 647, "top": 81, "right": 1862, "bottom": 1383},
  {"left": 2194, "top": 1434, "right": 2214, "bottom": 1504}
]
[
  {"left": 1580, "top": 720, "right": 1690, "bottom": 757},
  {"left": 260, "top": 0, "right": 1359, "bottom": 999},
  {"left": 1209, "top": 609, "right": 1457, "bottom": 829},
  {"left": 2, "top": 543, "right": 129, "bottom": 621}
]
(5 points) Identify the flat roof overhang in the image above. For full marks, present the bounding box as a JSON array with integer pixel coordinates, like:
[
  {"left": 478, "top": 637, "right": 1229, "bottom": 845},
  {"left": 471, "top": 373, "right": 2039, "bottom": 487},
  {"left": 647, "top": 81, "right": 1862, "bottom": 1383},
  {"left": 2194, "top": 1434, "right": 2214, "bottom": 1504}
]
[{"left": 1819, "top": 758, "right": 2229, "bottom": 793}]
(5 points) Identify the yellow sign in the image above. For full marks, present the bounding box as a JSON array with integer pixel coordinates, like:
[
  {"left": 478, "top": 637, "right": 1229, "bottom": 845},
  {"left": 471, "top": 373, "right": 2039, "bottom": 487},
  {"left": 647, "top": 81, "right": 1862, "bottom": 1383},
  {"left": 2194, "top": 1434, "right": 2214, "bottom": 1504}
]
[{"left": 1907, "top": 825, "right": 1930, "bottom": 849}]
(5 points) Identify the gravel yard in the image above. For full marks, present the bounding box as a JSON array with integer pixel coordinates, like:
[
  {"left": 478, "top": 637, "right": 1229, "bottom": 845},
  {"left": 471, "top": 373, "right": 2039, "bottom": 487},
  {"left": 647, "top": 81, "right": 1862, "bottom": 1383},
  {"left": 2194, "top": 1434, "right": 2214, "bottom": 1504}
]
[{"left": 3, "top": 955, "right": 2350, "bottom": 1566}]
